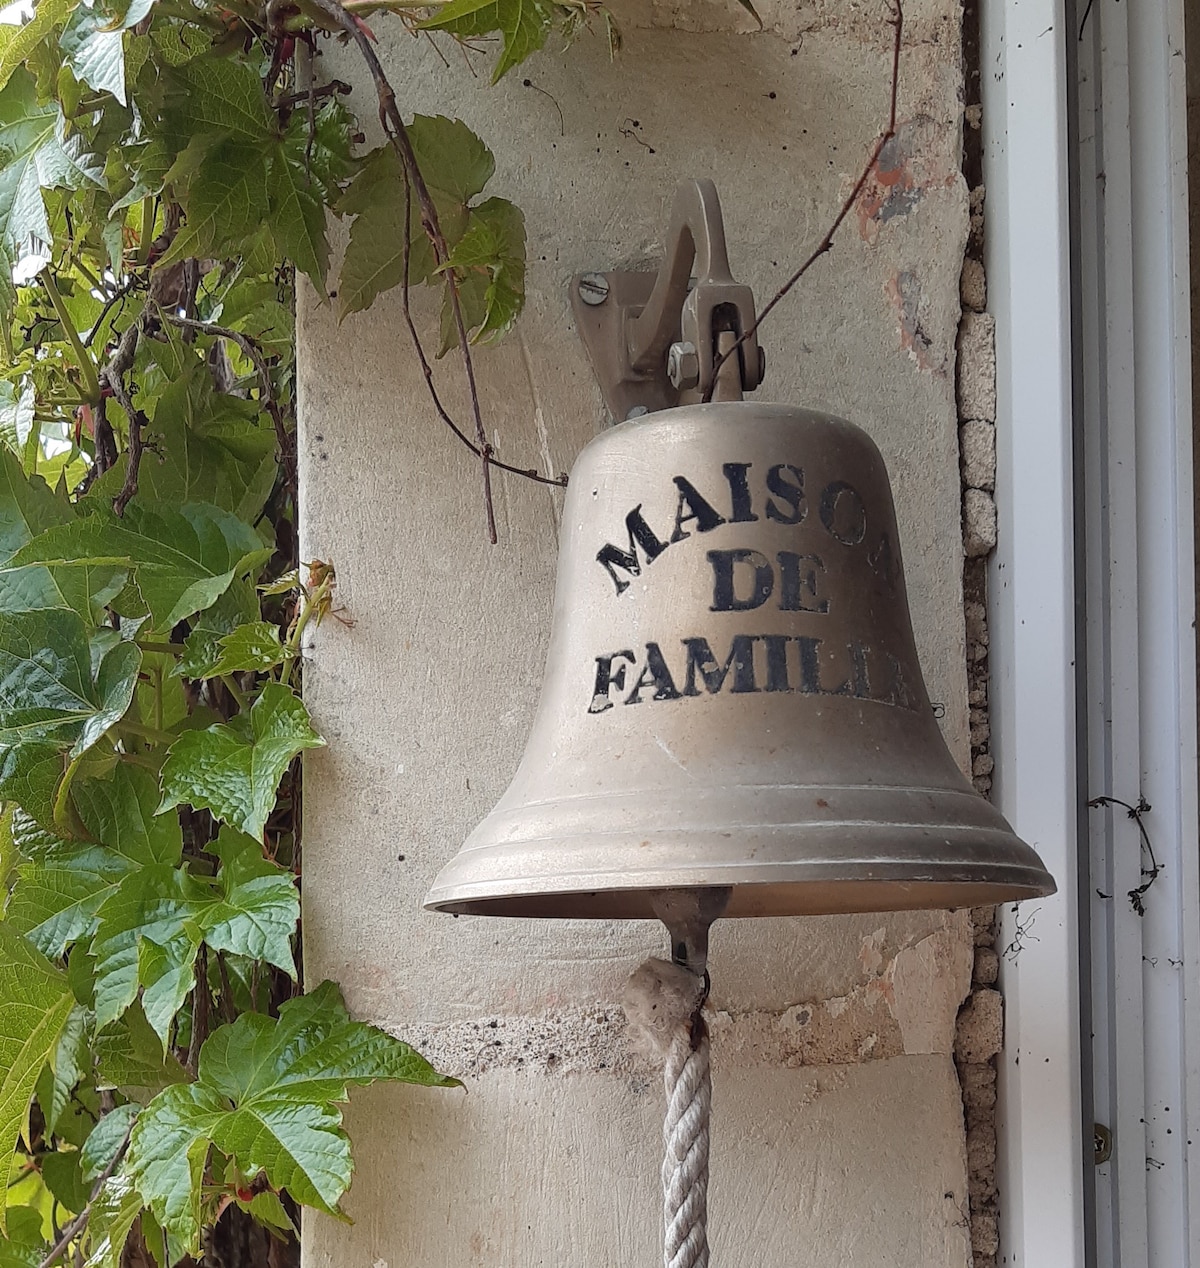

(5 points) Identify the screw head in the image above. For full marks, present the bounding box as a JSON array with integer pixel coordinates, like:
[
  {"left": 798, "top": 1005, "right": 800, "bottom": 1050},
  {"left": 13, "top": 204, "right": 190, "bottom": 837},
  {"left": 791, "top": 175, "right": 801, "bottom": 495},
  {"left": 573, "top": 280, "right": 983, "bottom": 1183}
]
[
  {"left": 667, "top": 341, "right": 700, "bottom": 391},
  {"left": 578, "top": 272, "right": 610, "bottom": 306}
]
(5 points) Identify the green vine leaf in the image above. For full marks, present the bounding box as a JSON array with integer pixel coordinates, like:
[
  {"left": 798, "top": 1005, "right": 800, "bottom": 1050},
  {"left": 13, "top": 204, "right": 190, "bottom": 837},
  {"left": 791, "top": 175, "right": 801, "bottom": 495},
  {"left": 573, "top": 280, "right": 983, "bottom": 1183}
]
[
  {"left": 0, "top": 1206, "right": 45, "bottom": 1266},
  {"left": 0, "top": 923, "right": 76, "bottom": 1234},
  {"left": 156, "top": 139, "right": 270, "bottom": 267},
  {"left": 7, "top": 765, "right": 181, "bottom": 957},
  {"left": 86, "top": 364, "right": 276, "bottom": 524},
  {"left": 128, "top": 981, "right": 457, "bottom": 1253},
  {"left": 337, "top": 116, "right": 502, "bottom": 318},
  {"left": 158, "top": 682, "right": 324, "bottom": 841},
  {"left": 59, "top": 0, "right": 155, "bottom": 106},
  {"left": 80, "top": 1171, "right": 143, "bottom": 1268},
  {"left": 0, "top": 0, "right": 75, "bottom": 96},
  {"left": 202, "top": 828, "right": 299, "bottom": 974},
  {"left": 174, "top": 621, "right": 292, "bottom": 680},
  {"left": 0, "top": 69, "right": 106, "bottom": 282},
  {"left": 95, "top": 1005, "right": 186, "bottom": 1101},
  {"left": 419, "top": 0, "right": 558, "bottom": 82},
  {"left": 0, "top": 608, "right": 140, "bottom": 760},
  {"left": 5, "top": 501, "right": 273, "bottom": 632},
  {"left": 439, "top": 195, "right": 525, "bottom": 350}
]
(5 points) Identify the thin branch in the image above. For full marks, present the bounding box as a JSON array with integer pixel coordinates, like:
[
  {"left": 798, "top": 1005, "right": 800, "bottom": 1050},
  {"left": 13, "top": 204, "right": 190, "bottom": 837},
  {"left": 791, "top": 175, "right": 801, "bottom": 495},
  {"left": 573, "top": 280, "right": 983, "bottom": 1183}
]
[
  {"left": 103, "top": 319, "right": 146, "bottom": 517},
  {"left": 703, "top": 0, "right": 904, "bottom": 402},
  {"left": 36, "top": 1125, "right": 133, "bottom": 1268},
  {"left": 285, "top": 0, "right": 501, "bottom": 540},
  {"left": 275, "top": 78, "right": 352, "bottom": 109},
  {"left": 398, "top": 173, "right": 567, "bottom": 488}
]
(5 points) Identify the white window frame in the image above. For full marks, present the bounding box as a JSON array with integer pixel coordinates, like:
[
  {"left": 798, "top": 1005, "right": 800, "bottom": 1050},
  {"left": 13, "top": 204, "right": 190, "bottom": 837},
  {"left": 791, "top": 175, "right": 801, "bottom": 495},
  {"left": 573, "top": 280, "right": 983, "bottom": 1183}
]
[{"left": 982, "top": 0, "right": 1199, "bottom": 1259}]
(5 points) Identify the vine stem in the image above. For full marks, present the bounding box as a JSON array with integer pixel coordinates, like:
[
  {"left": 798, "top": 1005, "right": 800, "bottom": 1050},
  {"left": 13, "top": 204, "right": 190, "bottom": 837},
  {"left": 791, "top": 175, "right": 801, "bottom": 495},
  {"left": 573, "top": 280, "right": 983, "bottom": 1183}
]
[
  {"left": 117, "top": 719, "right": 177, "bottom": 746},
  {"left": 36, "top": 1126, "right": 133, "bottom": 1268},
  {"left": 703, "top": 0, "right": 904, "bottom": 401},
  {"left": 43, "top": 272, "right": 102, "bottom": 405},
  {"left": 290, "top": 0, "right": 502, "bottom": 542}
]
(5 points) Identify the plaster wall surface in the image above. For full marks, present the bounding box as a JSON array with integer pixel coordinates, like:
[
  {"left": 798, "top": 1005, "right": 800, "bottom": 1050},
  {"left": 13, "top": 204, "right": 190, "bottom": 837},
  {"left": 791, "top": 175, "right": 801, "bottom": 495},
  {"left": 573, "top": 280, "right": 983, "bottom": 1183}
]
[{"left": 297, "top": 2, "right": 977, "bottom": 1262}]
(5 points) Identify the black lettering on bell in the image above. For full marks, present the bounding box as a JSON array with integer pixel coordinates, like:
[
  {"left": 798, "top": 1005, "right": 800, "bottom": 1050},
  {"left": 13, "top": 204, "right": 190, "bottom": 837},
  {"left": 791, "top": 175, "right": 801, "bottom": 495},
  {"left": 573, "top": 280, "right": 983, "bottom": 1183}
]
[
  {"left": 596, "top": 506, "right": 668, "bottom": 596},
  {"left": 708, "top": 549, "right": 774, "bottom": 612},
  {"left": 849, "top": 642, "right": 870, "bottom": 698},
  {"left": 761, "top": 635, "right": 791, "bottom": 692},
  {"left": 589, "top": 650, "right": 636, "bottom": 713},
  {"left": 669, "top": 476, "right": 727, "bottom": 543},
  {"left": 777, "top": 551, "right": 830, "bottom": 613},
  {"left": 682, "top": 636, "right": 759, "bottom": 695},
  {"left": 795, "top": 635, "right": 849, "bottom": 696},
  {"left": 722, "top": 463, "right": 759, "bottom": 523},
  {"left": 765, "top": 464, "right": 807, "bottom": 524},
  {"left": 819, "top": 480, "right": 867, "bottom": 545},
  {"left": 624, "top": 643, "right": 682, "bottom": 705}
]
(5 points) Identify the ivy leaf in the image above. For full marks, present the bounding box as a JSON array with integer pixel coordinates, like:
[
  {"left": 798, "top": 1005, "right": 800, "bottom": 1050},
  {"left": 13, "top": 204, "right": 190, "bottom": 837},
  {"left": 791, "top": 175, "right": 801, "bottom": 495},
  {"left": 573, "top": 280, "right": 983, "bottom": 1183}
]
[
  {"left": 420, "top": 0, "right": 557, "bottom": 81},
  {"left": 80, "top": 1104, "right": 138, "bottom": 1180},
  {"left": 0, "top": 447, "right": 122, "bottom": 620},
  {"left": 80, "top": 1172, "right": 143, "bottom": 1268},
  {"left": 157, "top": 139, "right": 270, "bottom": 267},
  {"left": 158, "top": 682, "right": 324, "bottom": 841},
  {"left": 35, "top": 1001, "right": 89, "bottom": 1133},
  {"left": 58, "top": 0, "right": 154, "bottom": 106},
  {"left": 0, "top": 742, "right": 63, "bottom": 833},
  {"left": 0, "top": 69, "right": 106, "bottom": 272},
  {"left": 0, "top": 380, "right": 35, "bottom": 467},
  {"left": 129, "top": 982, "right": 454, "bottom": 1252},
  {"left": 337, "top": 118, "right": 495, "bottom": 317},
  {"left": 6, "top": 501, "right": 273, "bottom": 632},
  {"left": 439, "top": 196, "right": 525, "bottom": 350},
  {"left": 89, "top": 862, "right": 209, "bottom": 1037},
  {"left": 0, "top": 609, "right": 140, "bottom": 762},
  {"left": 0, "top": 0, "right": 75, "bottom": 95},
  {"left": 0, "top": 1206, "right": 44, "bottom": 1267},
  {"left": 201, "top": 828, "right": 298, "bottom": 975},
  {"left": 7, "top": 766, "right": 181, "bottom": 956},
  {"left": 265, "top": 107, "right": 354, "bottom": 293},
  {"left": 174, "top": 621, "right": 291, "bottom": 680},
  {"left": 87, "top": 364, "right": 276, "bottom": 523},
  {"left": 161, "top": 56, "right": 272, "bottom": 146},
  {"left": 0, "top": 924, "right": 76, "bottom": 1234},
  {"left": 95, "top": 1008, "right": 186, "bottom": 1102}
]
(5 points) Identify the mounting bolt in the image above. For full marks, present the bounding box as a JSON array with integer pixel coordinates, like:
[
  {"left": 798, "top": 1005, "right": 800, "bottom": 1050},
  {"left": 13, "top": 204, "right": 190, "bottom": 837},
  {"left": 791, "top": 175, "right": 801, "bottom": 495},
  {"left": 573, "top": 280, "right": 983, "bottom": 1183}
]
[
  {"left": 667, "top": 341, "right": 700, "bottom": 391},
  {"left": 578, "top": 272, "right": 610, "bottom": 306}
]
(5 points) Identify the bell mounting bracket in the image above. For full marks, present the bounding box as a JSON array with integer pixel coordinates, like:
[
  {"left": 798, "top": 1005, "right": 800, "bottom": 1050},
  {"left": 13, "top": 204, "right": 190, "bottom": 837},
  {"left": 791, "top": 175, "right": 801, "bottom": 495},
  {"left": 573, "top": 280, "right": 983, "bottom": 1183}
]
[{"left": 571, "top": 178, "right": 764, "bottom": 422}]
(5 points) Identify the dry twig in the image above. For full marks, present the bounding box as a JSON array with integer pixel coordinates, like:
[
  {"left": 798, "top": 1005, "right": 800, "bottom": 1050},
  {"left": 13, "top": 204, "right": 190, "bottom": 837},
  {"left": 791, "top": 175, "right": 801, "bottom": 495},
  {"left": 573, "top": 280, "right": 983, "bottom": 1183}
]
[
  {"left": 103, "top": 320, "right": 146, "bottom": 517},
  {"left": 293, "top": 0, "right": 502, "bottom": 540}
]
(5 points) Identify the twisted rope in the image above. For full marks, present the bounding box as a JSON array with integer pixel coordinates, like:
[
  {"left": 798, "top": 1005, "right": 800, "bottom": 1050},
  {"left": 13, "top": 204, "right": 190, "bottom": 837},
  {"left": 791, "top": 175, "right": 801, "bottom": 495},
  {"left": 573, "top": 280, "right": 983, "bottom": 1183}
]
[
  {"left": 662, "top": 1014, "right": 711, "bottom": 1268},
  {"left": 623, "top": 956, "right": 712, "bottom": 1268}
]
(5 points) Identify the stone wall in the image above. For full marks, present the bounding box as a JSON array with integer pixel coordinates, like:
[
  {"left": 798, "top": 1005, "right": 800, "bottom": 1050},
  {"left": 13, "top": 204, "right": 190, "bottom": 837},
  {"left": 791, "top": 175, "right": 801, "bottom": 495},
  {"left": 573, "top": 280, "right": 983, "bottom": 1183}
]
[{"left": 297, "top": 1, "right": 979, "bottom": 1262}]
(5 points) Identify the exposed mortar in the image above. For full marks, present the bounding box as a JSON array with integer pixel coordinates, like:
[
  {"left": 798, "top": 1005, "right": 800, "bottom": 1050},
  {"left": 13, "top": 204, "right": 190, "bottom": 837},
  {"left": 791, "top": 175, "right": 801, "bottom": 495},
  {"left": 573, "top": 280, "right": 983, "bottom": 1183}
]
[{"left": 955, "top": 2, "right": 1001, "bottom": 1263}]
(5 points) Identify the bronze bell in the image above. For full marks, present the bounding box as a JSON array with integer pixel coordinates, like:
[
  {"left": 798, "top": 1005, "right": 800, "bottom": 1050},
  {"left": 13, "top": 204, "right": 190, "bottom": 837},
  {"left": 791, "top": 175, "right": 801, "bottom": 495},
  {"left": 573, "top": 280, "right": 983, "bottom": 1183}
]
[{"left": 425, "top": 181, "right": 1055, "bottom": 921}]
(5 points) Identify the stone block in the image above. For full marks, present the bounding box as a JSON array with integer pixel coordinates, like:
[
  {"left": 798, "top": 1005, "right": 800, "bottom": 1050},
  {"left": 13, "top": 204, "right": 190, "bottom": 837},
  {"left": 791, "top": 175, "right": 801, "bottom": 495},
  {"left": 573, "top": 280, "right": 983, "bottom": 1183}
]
[{"left": 955, "top": 989, "right": 1003, "bottom": 1063}]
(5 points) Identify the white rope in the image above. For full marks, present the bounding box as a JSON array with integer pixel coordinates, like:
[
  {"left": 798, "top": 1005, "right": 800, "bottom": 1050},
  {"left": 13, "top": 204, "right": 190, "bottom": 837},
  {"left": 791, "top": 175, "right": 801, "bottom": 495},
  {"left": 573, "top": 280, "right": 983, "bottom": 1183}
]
[
  {"left": 661, "top": 1018, "right": 711, "bottom": 1268},
  {"left": 623, "top": 958, "right": 712, "bottom": 1268}
]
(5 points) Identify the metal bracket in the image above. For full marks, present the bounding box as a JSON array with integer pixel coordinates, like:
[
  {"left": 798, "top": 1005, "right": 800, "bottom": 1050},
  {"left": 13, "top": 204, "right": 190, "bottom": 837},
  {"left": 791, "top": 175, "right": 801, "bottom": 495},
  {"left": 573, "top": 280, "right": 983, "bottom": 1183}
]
[{"left": 571, "top": 179, "right": 765, "bottom": 422}]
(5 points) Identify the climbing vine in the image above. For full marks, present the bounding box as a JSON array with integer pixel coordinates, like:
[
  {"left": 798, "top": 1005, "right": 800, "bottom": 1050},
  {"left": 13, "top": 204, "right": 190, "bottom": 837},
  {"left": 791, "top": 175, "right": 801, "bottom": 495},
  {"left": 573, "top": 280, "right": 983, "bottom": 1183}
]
[{"left": 0, "top": 0, "right": 595, "bottom": 1260}]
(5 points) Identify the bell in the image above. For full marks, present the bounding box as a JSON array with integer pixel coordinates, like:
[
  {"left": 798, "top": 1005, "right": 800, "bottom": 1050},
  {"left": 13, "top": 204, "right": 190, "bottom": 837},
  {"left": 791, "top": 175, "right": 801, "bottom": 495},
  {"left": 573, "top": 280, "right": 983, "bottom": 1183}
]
[
  {"left": 425, "top": 180, "right": 1055, "bottom": 922},
  {"left": 426, "top": 402, "right": 1055, "bottom": 919}
]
